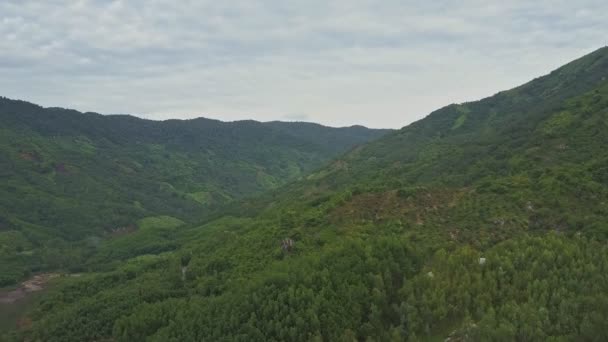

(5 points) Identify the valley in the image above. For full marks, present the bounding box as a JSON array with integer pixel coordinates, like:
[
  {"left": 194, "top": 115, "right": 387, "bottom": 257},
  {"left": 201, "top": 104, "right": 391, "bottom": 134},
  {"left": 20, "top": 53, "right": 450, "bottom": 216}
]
[
  {"left": 0, "top": 100, "right": 389, "bottom": 288},
  {"left": 2, "top": 46, "right": 608, "bottom": 341}
]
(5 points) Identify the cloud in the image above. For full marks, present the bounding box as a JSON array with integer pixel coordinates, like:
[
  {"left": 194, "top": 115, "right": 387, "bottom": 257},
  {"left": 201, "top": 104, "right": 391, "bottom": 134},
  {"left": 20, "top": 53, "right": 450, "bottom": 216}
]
[{"left": 1, "top": 0, "right": 607, "bottom": 128}]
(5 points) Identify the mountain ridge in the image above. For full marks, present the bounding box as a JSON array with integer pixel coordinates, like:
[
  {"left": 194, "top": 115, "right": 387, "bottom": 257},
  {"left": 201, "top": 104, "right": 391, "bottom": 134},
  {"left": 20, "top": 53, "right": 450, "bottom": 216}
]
[
  {"left": 0, "top": 98, "right": 390, "bottom": 286},
  {"left": 4, "top": 47, "right": 608, "bottom": 341},
  {"left": 3, "top": 96, "right": 386, "bottom": 130}
]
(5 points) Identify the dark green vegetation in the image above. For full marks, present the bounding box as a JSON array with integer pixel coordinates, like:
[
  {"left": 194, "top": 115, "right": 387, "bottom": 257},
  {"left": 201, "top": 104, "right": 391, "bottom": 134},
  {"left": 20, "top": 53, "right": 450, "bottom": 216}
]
[
  {"left": 4, "top": 46, "right": 608, "bottom": 341},
  {"left": 0, "top": 100, "right": 390, "bottom": 286}
]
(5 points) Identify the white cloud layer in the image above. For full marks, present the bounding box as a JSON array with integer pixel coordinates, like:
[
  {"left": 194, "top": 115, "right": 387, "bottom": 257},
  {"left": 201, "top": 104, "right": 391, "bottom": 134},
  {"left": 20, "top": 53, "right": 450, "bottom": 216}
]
[{"left": 1, "top": 0, "right": 607, "bottom": 128}]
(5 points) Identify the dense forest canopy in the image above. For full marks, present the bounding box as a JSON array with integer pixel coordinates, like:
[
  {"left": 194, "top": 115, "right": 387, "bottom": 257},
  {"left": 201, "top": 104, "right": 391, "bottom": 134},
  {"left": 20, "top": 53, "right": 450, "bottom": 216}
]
[
  {"left": 0, "top": 100, "right": 389, "bottom": 286},
  {"left": 2, "top": 46, "right": 608, "bottom": 341}
]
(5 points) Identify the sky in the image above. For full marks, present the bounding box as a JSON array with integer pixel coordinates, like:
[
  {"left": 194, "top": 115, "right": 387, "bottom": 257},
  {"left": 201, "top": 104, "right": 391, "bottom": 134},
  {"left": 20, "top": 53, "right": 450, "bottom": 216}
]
[{"left": 1, "top": 1, "right": 607, "bottom": 129}]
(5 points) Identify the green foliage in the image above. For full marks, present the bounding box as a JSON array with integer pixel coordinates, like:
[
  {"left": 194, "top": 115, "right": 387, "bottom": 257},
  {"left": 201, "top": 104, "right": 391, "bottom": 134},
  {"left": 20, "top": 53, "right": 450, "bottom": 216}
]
[
  {"left": 451, "top": 105, "right": 470, "bottom": 130},
  {"left": 137, "top": 216, "right": 185, "bottom": 231},
  {"left": 0, "top": 99, "right": 388, "bottom": 285},
  {"left": 5, "top": 47, "right": 608, "bottom": 341},
  {"left": 403, "top": 235, "right": 608, "bottom": 340}
]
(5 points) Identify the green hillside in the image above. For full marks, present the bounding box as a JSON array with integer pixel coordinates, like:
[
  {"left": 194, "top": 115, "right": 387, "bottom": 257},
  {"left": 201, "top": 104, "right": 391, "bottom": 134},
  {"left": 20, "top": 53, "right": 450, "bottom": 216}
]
[
  {"left": 0, "top": 100, "right": 390, "bottom": 285},
  {"left": 5, "top": 47, "right": 608, "bottom": 341}
]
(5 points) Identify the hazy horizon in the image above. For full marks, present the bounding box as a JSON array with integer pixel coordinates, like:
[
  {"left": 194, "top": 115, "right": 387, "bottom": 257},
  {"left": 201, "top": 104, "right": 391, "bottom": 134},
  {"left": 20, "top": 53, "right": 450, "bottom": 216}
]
[{"left": 2, "top": 1, "right": 607, "bottom": 128}]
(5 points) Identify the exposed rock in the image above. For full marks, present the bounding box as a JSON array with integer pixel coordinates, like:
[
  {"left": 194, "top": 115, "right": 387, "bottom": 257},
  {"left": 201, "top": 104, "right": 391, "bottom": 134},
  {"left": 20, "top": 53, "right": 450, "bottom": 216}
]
[{"left": 281, "top": 238, "right": 295, "bottom": 252}]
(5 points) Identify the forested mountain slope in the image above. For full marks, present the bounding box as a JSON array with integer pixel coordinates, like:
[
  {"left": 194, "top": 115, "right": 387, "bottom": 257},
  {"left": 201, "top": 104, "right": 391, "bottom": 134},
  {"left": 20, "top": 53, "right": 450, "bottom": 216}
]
[
  {"left": 307, "top": 46, "right": 608, "bottom": 187},
  {"left": 0, "top": 99, "right": 389, "bottom": 285},
  {"left": 7, "top": 47, "right": 608, "bottom": 341}
]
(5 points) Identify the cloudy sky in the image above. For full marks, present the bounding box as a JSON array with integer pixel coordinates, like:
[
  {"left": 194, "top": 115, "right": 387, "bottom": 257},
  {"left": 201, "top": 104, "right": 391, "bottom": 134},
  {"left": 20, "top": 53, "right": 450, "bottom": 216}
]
[{"left": 1, "top": 1, "right": 607, "bottom": 128}]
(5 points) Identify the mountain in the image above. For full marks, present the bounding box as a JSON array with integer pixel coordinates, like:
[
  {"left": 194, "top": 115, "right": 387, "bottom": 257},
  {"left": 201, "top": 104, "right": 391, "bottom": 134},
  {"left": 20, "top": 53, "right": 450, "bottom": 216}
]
[
  {"left": 264, "top": 121, "right": 391, "bottom": 154},
  {"left": 6, "top": 47, "right": 608, "bottom": 341},
  {"left": 0, "top": 98, "right": 390, "bottom": 285}
]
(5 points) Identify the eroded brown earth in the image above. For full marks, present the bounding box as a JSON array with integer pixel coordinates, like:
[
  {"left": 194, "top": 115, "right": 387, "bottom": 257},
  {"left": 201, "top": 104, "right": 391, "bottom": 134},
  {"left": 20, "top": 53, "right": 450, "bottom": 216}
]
[{"left": 0, "top": 273, "right": 59, "bottom": 304}]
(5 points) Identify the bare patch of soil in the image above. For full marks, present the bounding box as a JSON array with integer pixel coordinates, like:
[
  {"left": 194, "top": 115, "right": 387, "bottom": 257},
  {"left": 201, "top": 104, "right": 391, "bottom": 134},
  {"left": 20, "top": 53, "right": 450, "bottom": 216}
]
[{"left": 0, "top": 273, "right": 59, "bottom": 304}]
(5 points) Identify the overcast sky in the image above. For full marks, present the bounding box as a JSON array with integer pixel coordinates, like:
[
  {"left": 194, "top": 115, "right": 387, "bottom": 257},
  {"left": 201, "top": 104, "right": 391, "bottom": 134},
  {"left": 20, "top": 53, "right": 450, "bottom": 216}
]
[{"left": 1, "top": 1, "right": 607, "bottom": 128}]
